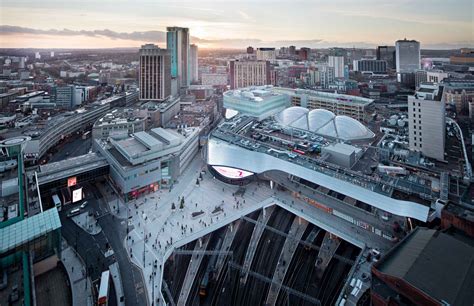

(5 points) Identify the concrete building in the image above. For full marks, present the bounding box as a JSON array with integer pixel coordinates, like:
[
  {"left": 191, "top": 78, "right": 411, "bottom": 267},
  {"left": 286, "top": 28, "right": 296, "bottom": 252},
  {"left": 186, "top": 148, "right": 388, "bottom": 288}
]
[
  {"left": 137, "top": 96, "right": 181, "bottom": 128},
  {"left": 201, "top": 73, "right": 227, "bottom": 86},
  {"left": 427, "top": 70, "right": 449, "bottom": 84},
  {"left": 396, "top": 39, "right": 421, "bottom": 82},
  {"left": 92, "top": 109, "right": 146, "bottom": 140},
  {"left": 223, "top": 85, "right": 290, "bottom": 120},
  {"left": 408, "top": 83, "right": 445, "bottom": 160},
  {"left": 139, "top": 44, "right": 171, "bottom": 101},
  {"left": 189, "top": 44, "right": 199, "bottom": 84},
  {"left": 376, "top": 46, "right": 396, "bottom": 69},
  {"left": 256, "top": 48, "right": 276, "bottom": 62},
  {"left": 94, "top": 127, "right": 200, "bottom": 199},
  {"left": 229, "top": 60, "right": 271, "bottom": 89},
  {"left": 328, "top": 56, "right": 345, "bottom": 78},
  {"left": 51, "top": 85, "right": 74, "bottom": 110},
  {"left": 167, "top": 26, "right": 190, "bottom": 87},
  {"left": 353, "top": 59, "right": 387, "bottom": 73},
  {"left": 272, "top": 87, "right": 374, "bottom": 121}
]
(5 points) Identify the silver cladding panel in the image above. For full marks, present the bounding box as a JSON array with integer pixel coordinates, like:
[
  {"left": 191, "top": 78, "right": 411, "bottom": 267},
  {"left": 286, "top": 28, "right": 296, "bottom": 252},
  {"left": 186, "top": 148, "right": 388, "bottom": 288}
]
[{"left": 207, "top": 138, "right": 430, "bottom": 221}]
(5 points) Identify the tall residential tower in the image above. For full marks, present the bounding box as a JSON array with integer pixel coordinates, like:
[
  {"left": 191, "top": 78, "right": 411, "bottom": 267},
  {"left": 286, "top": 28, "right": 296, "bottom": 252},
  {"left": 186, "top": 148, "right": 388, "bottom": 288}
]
[{"left": 167, "top": 26, "right": 190, "bottom": 88}]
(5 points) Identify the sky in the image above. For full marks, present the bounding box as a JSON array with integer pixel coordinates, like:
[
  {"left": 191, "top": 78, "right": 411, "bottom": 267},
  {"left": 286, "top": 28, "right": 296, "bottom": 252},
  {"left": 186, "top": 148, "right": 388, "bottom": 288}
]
[{"left": 0, "top": 0, "right": 472, "bottom": 49}]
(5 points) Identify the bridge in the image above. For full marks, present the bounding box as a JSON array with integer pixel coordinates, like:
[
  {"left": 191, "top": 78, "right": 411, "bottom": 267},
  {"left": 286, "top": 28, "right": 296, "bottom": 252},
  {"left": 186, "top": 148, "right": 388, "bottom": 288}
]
[{"left": 35, "top": 153, "right": 109, "bottom": 191}]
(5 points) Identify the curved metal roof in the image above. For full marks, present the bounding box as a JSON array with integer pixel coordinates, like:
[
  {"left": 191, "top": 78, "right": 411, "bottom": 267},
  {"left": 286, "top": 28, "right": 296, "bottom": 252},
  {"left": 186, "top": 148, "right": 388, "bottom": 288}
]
[{"left": 275, "top": 107, "right": 374, "bottom": 141}]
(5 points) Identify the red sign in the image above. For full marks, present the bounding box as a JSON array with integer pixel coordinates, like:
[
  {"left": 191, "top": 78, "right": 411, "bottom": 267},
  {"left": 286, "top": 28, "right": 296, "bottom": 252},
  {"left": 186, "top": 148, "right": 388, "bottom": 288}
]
[{"left": 67, "top": 177, "right": 77, "bottom": 187}]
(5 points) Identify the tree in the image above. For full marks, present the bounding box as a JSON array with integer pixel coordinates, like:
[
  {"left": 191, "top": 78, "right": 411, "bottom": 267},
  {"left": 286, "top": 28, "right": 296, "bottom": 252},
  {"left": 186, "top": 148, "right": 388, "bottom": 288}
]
[{"left": 171, "top": 202, "right": 176, "bottom": 211}]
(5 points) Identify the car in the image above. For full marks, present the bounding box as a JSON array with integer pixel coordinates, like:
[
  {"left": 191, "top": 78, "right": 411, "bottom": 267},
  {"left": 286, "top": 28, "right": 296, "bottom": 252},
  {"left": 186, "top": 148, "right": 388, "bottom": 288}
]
[
  {"left": 80, "top": 201, "right": 88, "bottom": 209},
  {"left": 67, "top": 208, "right": 81, "bottom": 218}
]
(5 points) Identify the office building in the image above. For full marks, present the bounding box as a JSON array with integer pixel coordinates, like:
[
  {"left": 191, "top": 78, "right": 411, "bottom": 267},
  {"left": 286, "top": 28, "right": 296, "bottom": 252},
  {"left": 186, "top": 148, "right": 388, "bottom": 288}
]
[
  {"left": 139, "top": 44, "right": 171, "bottom": 101},
  {"left": 167, "top": 26, "right": 190, "bottom": 87},
  {"left": 396, "top": 39, "right": 421, "bottom": 82},
  {"left": 92, "top": 109, "right": 146, "bottom": 140},
  {"left": 299, "top": 47, "right": 310, "bottom": 61},
  {"left": 408, "top": 83, "right": 445, "bottom": 160},
  {"left": 51, "top": 85, "right": 74, "bottom": 109},
  {"left": 288, "top": 45, "right": 296, "bottom": 55},
  {"left": 353, "top": 59, "right": 387, "bottom": 73},
  {"left": 415, "top": 70, "right": 428, "bottom": 89},
  {"left": 201, "top": 73, "right": 227, "bottom": 86},
  {"left": 328, "top": 56, "right": 345, "bottom": 78},
  {"left": 442, "top": 78, "right": 474, "bottom": 113},
  {"left": 376, "top": 46, "right": 396, "bottom": 69},
  {"left": 229, "top": 60, "right": 271, "bottom": 89},
  {"left": 426, "top": 70, "right": 449, "bottom": 84},
  {"left": 189, "top": 44, "right": 198, "bottom": 84},
  {"left": 256, "top": 48, "right": 276, "bottom": 61}
]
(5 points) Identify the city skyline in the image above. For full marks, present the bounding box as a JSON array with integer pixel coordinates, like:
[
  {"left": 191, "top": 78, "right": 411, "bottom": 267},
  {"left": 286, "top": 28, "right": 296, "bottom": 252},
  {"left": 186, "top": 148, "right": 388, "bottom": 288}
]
[{"left": 0, "top": 0, "right": 472, "bottom": 49}]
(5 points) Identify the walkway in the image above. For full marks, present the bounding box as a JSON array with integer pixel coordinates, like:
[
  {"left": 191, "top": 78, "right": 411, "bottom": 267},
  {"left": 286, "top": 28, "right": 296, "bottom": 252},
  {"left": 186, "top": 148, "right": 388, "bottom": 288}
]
[{"left": 60, "top": 240, "right": 93, "bottom": 306}]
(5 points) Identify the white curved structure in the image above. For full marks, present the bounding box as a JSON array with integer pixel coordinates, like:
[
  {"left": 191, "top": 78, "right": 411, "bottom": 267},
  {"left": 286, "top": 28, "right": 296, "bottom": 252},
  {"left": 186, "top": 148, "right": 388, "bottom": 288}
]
[
  {"left": 275, "top": 107, "right": 375, "bottom": 141},
  {"left": 207, "top": 137, "right": 430, "bottom": 222}
]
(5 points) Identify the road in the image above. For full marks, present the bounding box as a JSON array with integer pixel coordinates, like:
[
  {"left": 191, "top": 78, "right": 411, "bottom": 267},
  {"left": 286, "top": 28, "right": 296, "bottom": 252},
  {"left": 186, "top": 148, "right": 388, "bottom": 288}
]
[
  {"left": 49, "top": 134, "right": 92, "bottom": 163},
  {"left": 89, "top": 182, "right": 148, "bottom": 306},
  {"left": 60, "top": 208, "right": 118, "bottom": 306},
  {"left": 60, "top": 181, "right": 147, "bottom": 306}
]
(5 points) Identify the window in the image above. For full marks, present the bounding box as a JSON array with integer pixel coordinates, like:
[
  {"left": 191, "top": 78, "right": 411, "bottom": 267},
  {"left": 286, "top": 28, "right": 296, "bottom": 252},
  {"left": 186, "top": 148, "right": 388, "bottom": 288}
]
[
  {"left": 419, "top": 120, "right": 421, "bottom": 124},
  {"left": 419, "top": 114, "right": 421, "bottom": 118}
]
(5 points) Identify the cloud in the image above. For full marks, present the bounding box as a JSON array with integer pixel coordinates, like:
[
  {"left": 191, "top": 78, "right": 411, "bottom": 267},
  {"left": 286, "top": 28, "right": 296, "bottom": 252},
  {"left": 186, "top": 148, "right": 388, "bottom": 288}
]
[
  {"left": 1, "top": 25, "right": 471, "bottom": 49},
  {"left": 0, "top": 25, "right": 167, "bottom": 42}
]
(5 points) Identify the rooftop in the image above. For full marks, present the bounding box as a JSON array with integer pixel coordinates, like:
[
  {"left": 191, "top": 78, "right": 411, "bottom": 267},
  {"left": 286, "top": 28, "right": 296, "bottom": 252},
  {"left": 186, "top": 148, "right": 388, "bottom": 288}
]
[
  {"left": 0, "top": 208, "right": 61, "bottom": 253},
  {"left": 375, "top": 228, "right": 474, "bottom": 305}
]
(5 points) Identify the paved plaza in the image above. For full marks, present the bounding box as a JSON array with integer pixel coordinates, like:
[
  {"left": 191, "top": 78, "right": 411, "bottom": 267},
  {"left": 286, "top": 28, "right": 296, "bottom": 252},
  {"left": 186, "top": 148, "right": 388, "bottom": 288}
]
[{"left": 106, "top": 153, "right": 394, "bottom": 305}]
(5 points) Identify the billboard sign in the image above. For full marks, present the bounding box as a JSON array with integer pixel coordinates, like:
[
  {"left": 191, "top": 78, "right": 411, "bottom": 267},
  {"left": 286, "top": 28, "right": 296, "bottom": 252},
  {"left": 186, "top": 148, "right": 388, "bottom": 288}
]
[
  {"left": 67, "top": 176, "right": 77, "bottom": 187},
  {"left": 213, "top": 166, "right": 253, "bottom": 179},
  {"left": 72, "top": 187, "right": 83, "bottom": 203}
]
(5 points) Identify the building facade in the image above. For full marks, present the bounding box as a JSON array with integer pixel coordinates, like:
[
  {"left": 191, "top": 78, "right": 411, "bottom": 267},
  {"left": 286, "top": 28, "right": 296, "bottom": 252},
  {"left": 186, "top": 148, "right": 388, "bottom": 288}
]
[
  {"left": 408, "top": 84, "right": 445, "bottom": 160},
  {"left": 229, "top": 60, "right": 271, "bottom": 89},
  {"left": 272, "top": 87, "right": 374, "bottom": 121},
  {"left": 139, "top": 44, "right": 171, "bottom": 101},
  {"left": 256, "top": 48, "right": 276, "bottom": 61},
  {"left": 353, "top": 59, "right": 387, "bottom": 73},
  {"left": 167, "top": 27, "right": 190, "bottom": 88},
  {"left": 396, "top": 39, "right": 421, "bottom": 82},
  {"left": 328, "top": 56, "right": 345, "bottom": 78},
  {"left": 189, "top": 44, "right": 199, "bottom": 84},
  {"left": 376, "top": 46, "right": 396, "bottom": 69}
]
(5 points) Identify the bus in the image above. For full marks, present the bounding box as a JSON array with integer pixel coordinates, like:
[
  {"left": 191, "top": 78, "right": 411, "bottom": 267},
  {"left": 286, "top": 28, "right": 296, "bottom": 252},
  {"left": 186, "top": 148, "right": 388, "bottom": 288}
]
[
  {"left": 82, "top": 131, "right": 91, "bottom": 140},
  {"left": 292, "top": 148, "right": 306, "bottom": 155},
  {"left": 98, "top": 270, "right": 110, "bottom": 306},
  {"left": 52, "top": 194, "right": 61, "bottom": 209}
]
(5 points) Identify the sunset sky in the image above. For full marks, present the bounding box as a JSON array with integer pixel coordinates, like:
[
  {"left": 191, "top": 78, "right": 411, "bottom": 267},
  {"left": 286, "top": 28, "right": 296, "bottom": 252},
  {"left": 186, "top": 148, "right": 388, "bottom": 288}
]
[{"left": 0, "top": 0, "right": 472, "bottom": 49}]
